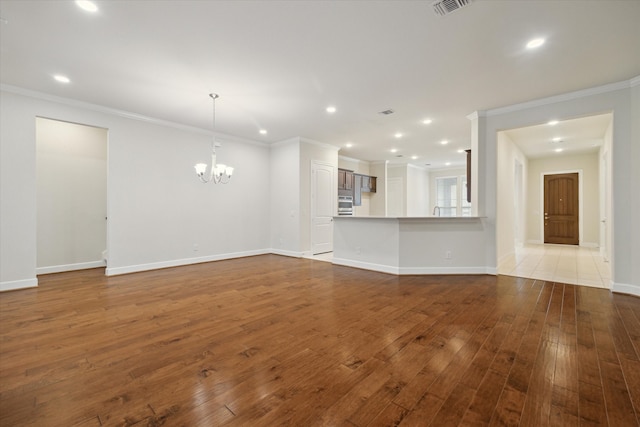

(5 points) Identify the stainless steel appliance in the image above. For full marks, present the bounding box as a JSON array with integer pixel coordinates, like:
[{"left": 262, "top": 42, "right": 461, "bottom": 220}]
[{"left": 338, "top": 195, "right": 353, "bottom": 216}]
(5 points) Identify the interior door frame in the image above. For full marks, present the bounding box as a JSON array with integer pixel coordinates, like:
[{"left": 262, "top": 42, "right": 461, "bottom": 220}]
[
  {"left": 310, "top": 160, "right": 336, "bottom": 255},
  {"left": 539, "top": 169, "right": 583, "bottom": 246}
]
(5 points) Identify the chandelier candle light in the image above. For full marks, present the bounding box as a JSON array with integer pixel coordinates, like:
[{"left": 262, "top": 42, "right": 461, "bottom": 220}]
[{"left": 194, "top": 93, "right": 234, "bottom": 184}]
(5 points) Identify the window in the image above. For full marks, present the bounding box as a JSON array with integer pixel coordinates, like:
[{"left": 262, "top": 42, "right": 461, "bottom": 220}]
[{"left": 435, "top": 175, "right": 471, "bottom": 217}]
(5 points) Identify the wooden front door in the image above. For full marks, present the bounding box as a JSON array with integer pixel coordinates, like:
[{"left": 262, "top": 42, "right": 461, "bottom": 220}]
[{"left": 544, "top": 172, "right": 579, "bottom": 245}]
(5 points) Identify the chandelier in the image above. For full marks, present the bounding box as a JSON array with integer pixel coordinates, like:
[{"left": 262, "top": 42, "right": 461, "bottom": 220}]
[{"left": 194, "top": 93, "right": 234, "bottom": 184}]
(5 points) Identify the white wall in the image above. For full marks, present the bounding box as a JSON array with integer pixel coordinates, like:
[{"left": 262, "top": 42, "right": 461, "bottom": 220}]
[
  {"left": 496, "top": 132, "right": 528, "bottom": 265},
  {"left": 385, "top": 164, "right": 430, "bottom": 217},
  {"left": 269, "top": 138, "right": 301, "bottom": 255},
  {"left": 1, "top": 91, "right": 38, "bottom": 290},
  {"left": 600, "top": 120, "right": 613, "bottom": 261},
  {"left": 1, "top": 88, "right": 271, "bottom": 288},
  {"left": 480, "top": 79, "right": 639, "bottom": 296},
  {"left": 369, "top": 161, "right": 387, "bottom": 216},
  {"left": 525, "top": 153, "right": 599, "bottom": 246},
  {"left": 406, "top": 165, "right": 429, "bottom": 217},
  {"left": 387, "top": 165, "right": 406, "bottom": 216},
  {"left": 36, "top": 118, "right": 107, "bottom": 272},
  {"left": 630, "top": 79, "right": 640, "bottom": 294}
]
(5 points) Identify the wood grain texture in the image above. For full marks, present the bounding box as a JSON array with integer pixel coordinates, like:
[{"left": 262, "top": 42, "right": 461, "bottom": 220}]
[{"left": 1, "top": 255, "right": 639, "bottom": 426}]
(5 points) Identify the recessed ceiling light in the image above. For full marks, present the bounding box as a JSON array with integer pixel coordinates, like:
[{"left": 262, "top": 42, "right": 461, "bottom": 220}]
[
  {"left": 326, "top": 106, "right": 336, "bottom": 113},
  {"left": 53, "top": 74, "right": 70, "bottom": 83},
  {"left": 390, "top": 148, "right": 398, "bottom": 153},
  {"left": 345, "top": 142, "right": 353, "bottom": 148},
  {"left": 422, "top": 119, "right": 432, "bottom": 125},
  {"left": 445, "top": 162, "right": 451, "bottom": 166},
  {"left": 411, "top": 155, "right": 418, "bottom": 160},
  {"left": 394, "top": 132, "right": 403, "bottom": 139},
  {"left": 552, "top": 137, "right": 562, "bottom": 142},
  {"left": 457, "top": 149, "right": 464, "bottom": 153},
  {"left": 76, "top": 0, "right": 98, "bottom": 12},
  {"left": 526, "top": 38, "right": 545, "bottom": 49},
  {"left": 547, "top": 120, "right": 559, "bottom": 126},
  {"left": 259, "top": 129, "right": 267, "bottom": 135},
  {"left": 555, "top": 148, "right": 563, "bottom": 153},
  {"left": 441, "top": 140, "right": 449, "bottom": 145}
]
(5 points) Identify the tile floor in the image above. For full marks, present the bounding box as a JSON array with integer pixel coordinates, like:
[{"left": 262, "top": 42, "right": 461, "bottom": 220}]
[
  {"left": 309, "top": 244, "right": 611, "bottom": 290},
  {"left": 498, "top": 244, "right": 611, "bottom": 289}
]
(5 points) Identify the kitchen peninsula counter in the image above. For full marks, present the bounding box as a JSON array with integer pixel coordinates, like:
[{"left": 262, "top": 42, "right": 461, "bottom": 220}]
[{"left": 332, "top": 216, "right": 493, "bottom": 275}]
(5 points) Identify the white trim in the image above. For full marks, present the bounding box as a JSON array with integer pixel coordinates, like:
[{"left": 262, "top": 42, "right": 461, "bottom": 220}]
[
  {"left": 332, "top": 258, "right": 494, "bottom": 276},
  {"left": 1, "top": 278, "right": 38, "bottom": 292},
  {"left": 332, "top": 257, "right": 399, "bottom": 275},
  {"left": 339, "top": 155, "right": 370, "bottom": 164},
  {"left": 399, "top": 266, "right": 493, "bottom": 275},
  {"left": 466, "top": 111, "right": 486, "bottom": 120},
  {"left": 526, "top": 240, "right": 544, "bottom": 245},
  {"left": 612, "top": 282, "right": 640, "bottom": 297},
  {"left": 630, "top": 75, "right": 640, "bottom": 87},
  {"left": 1, "top": 84, "right": 265, "bottom": 147},
  {"left": 36, "top": 260, "right": 106, "bottom": 275},
  {"left": 485, "top": 78, "right": 633, "bottom": 117},
  {"left": 269, "top": 137, "right": 300, "bottom": 148},
  {"left": 580, "top": 242, "right": 599, "bottom": 249},
  {"left": 105, "top": 249, "right": 270, "bottom": 276},
  {"left": 300, "top": 137, "right": 340, "bottom": 151},
  {"left": 269, "top": 248, "right": 305, "bottom": 258}
]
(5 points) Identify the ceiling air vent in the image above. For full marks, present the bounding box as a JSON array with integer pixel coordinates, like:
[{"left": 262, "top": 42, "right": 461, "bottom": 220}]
[
  {"left": 378, "top": 109, "right": 395, "bottom": 115},
  {"left": 432, "top": 0, "right": 474, "bottom": 17}
]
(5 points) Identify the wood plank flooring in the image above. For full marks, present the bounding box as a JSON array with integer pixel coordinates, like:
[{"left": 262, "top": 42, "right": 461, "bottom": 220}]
[{"left": 1, "top": 254, "right": 639, "bottom": 426}]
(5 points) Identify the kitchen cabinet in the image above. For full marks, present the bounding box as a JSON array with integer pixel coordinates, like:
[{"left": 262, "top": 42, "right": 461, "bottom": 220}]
[
  {"left": 338, "top": 169, "right": 354, "bottom": 191},
  {"left": 361, "top": 175, "right": 376, "bottom": 193},
  {"left": 353, "top": 173, "right": 377, "bottom": 206}
]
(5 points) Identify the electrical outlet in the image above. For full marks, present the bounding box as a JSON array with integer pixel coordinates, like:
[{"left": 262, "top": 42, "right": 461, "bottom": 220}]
[
  {"left": 193, "top": 243, "right": 199, "bottom": 252},
  {"left": 445, "top": 250, "right": 452, "bottom": 259},
  {"left": 356, "top": 246, "right": 361, "bottom": 254}
]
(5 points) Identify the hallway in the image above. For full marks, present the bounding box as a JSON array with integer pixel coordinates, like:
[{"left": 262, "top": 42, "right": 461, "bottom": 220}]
[{"left": 498, "top": 244, "right": 610, "bottom": 289}]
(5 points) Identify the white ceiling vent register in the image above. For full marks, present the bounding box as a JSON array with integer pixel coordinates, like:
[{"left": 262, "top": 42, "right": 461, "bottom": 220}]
[{"left": 432, "top": 0, "right": 474, "bottom": 17}]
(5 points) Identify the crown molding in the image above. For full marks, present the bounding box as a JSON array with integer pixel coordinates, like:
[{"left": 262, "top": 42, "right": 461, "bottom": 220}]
[
  {"left": 339, "top": 155, "right": 370, "bottom": 164},
  {"left": 485, "top": 78, "right": 634, "bottom": 117},
  {"left": 300, "top": 137, "right": 340, "bottom": 151},
  {"left": 0, "top": 83, "right": 266, "bottom": 147}
]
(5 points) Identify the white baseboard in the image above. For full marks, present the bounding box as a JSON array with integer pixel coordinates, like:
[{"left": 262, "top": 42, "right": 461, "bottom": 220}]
[
  {"left": 332, "top": 257, "right": 495, "bottom": 276},
  {"left": 1, "top": 277, "right": 38, "bottom": 292},
  {"left": 612, "top": 282, "right": 640, "bottom": 297},
  {"left": 580, "top": 242, "right": 599, "bottom": 248},
  {"left": 526, "top": 240, "right": 543, "bottom": 245},
  {"left": 332, "top": 257, "right": 399, "bottom": 275},
  {"left": 36, "top": 260, "right": 106, "bottom": 275},
  {"left": 269, "top": 248, "right": 305, "bottom": 258},
  {"left": 400, "top": 266, "right": 495, "bottom": 275},
  {"left": 105, "top": 249, "right": 270, "bottom": 276}
]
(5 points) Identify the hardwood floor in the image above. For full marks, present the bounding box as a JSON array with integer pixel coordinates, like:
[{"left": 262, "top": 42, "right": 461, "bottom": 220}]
[{"left": 1, "top": 254, "right": 639, "bottom": 426}]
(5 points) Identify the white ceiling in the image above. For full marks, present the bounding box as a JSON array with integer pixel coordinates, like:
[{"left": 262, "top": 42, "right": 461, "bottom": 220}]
[
  {"left": 504, "top": 113, "right": 613, "bottom": 159},
  {"left": 1, "top": 0, "right": 639, "bottom": 169}
]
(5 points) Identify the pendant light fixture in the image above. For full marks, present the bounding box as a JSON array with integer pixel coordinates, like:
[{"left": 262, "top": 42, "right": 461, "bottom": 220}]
[{"left": 194, "top": 93, "right": 234, "bottom": 184}]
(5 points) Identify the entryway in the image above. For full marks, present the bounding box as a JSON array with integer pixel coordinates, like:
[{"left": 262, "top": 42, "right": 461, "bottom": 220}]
[
  {"left": 36, "top": 117, "right": 108, "bottom": 274},
  {"left": 498, "top": 244, "right": 610, "bottom": 289}
]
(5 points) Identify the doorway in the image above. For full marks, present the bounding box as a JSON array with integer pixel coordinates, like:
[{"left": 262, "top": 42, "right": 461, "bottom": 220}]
[
  {"left": 311, "top": 161, "right": 334, "bottom": 255},
  {"left": 495, "top": 112, "right": 613, "bottom": 288},
  {"left": 543, "top": 172, "right": 579, "bottom": 245},
  {"left": 36, "top": 117, "right": 108, "bottom": 274}
]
